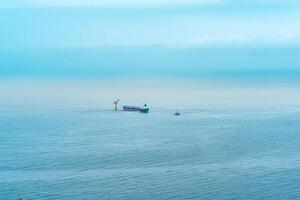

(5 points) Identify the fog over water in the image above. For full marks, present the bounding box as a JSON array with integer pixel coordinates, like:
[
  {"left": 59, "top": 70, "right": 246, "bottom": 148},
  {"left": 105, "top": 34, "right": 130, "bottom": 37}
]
[{"left": 1, "top": 79, "right": 300, "bottom": 109}]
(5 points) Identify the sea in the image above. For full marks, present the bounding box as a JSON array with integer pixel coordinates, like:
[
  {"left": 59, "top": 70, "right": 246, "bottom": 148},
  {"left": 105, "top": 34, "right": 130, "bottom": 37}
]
[{"left": 1, "top": 104, "right": 300, "bottom": 200}]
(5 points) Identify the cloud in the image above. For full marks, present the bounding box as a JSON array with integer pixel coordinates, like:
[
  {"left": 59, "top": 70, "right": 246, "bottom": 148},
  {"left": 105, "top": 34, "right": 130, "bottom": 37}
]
[
  {"left": 2, "top": 0, "right": 300, "bottom": 9},
  {"left": 1, "top": 0, "right": 221, "bottom": 7},
  {"left": 3, "top": 0, "right": 300, "bottom": 7},
  {"left": 1, "top": 0, "right": 300, "bottom": 48}
]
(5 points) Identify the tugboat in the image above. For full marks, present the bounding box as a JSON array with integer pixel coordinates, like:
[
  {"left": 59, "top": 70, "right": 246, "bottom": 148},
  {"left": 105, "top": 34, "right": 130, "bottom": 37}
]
[
  {"left": 123, "top": 104, "right": 149, "bottom": 113},
  {"left": 174, "top": 110, "right": 181, "bottom": 116}
]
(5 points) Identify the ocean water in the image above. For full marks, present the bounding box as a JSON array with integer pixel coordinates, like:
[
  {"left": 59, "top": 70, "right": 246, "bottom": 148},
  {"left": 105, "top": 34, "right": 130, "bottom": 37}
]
[{"left": 1, "top": 105, "right": 300, "bottom": 200}]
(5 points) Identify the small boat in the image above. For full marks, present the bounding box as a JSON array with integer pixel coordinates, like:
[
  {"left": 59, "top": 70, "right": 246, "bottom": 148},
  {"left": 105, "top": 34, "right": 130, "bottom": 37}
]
[
  {"left": 123, "top": 104, "right": 149, "bottom": 113},
  {"left": 174, "top": 110, "right": 181, "bottom": 116}
]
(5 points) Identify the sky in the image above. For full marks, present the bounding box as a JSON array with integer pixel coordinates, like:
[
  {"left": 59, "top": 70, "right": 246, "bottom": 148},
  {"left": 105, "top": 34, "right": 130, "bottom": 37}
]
[
  {"left": 1, "top": 0, "right": 300, "bottom": 48},
  {"left": 0, "top": 0, "right": 300, "bottom": 80}
]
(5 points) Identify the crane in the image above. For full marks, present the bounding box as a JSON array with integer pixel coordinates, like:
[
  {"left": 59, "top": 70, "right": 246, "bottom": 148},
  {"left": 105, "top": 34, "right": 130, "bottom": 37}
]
[{"left": 113, "top": 99, "right": 120, "bottom": 110}]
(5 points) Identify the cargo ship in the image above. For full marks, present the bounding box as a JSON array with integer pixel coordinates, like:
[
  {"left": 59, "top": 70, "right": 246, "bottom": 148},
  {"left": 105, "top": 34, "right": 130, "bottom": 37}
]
[{"left": 123, "top": 104, "right": 149, "bottom": 113}]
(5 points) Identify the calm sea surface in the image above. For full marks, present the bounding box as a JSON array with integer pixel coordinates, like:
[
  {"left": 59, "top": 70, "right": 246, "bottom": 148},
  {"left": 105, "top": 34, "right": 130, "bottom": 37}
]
[{"left": 1, "top": 106, "right": 300, "bottom": 199}]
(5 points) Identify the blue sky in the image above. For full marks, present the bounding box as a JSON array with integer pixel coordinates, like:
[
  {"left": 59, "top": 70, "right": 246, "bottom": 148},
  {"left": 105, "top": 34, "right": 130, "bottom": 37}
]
[{"left": 0, "top": 0, "right": 300, "bottom": 79}]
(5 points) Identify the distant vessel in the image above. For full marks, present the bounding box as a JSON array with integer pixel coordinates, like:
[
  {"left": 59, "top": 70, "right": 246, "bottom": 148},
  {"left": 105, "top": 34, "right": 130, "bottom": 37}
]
[
  {"left": 174, "top": 110, "right": 181, "bottom": 116},
  {"left": 123, "top": 104, "right": 149, "bottom": 113}
]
